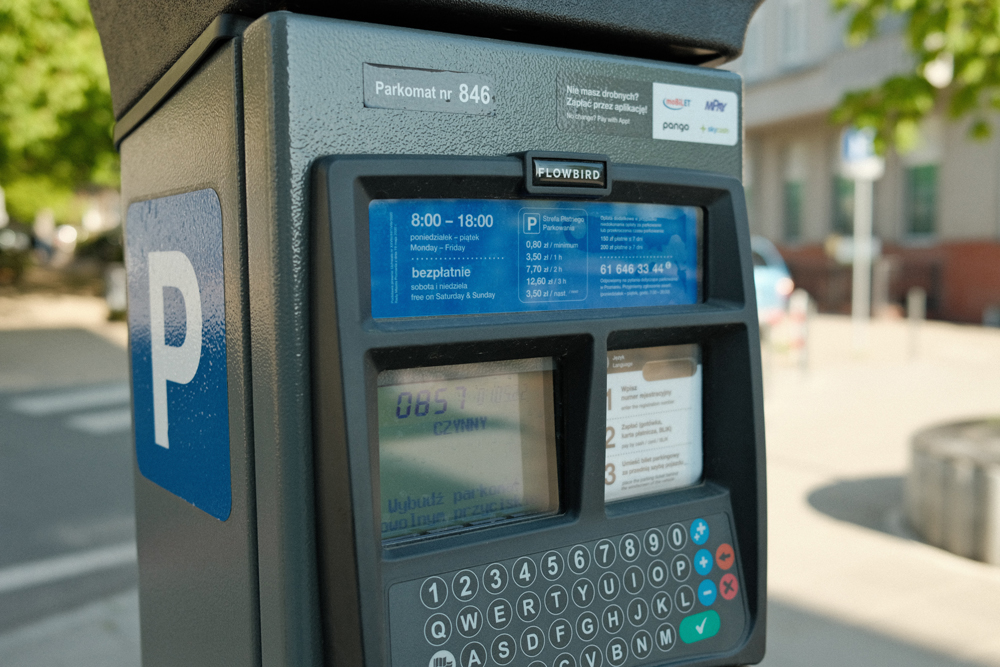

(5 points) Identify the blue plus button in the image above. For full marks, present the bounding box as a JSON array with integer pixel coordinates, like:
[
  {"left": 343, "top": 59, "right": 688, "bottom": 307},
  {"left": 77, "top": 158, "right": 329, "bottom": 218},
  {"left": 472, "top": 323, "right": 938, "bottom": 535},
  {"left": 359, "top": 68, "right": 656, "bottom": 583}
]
[
  {"left": 690, "top": 519, "right": 709, "bottom": 545},
  {"left": 698, "top": 579, "right": 717, "bottom": 606},
  {"left": 694, "top": 549, "right": 713, "bottom": 576}
]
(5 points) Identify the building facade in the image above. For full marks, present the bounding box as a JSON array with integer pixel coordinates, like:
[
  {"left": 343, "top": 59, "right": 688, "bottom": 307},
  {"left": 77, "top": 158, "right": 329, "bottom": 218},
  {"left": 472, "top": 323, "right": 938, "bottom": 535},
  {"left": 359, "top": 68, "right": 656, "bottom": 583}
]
[{"left": 730, "top": 0, "right": 1000, "bottom": 323}]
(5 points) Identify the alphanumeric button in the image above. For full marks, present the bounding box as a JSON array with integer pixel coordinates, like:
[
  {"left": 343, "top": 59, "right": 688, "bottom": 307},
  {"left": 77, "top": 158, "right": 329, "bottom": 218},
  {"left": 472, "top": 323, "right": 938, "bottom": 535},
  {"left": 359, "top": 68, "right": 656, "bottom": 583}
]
[
  {"left": 674, "top": 585, "right": 695, "bottom": 614},
  {"left": 453, "top": 570, "right": 479, "bottom": 602},
  {"left": 461, "top": 641, "right": 487, "bottom": 667},
  {"left": 647, "top": 559, "right": 668, "bottom": 588},
  {"left": 651, "top": 591, "right": 671, "bottom": 619},
  {"left": 549, "top": 618, "right": 573, "bottom": 650},
  {"left": 598, "top": 571, "right": 619, "bottom": 601},
  {"left": 626, "top": 597, "right": 649, "bottom": 627},
  {"left": 545, "top": 584, "right": 569, "bottom": 615},
  {"left": 456, "top": 605, "right": 483, "bottom": 638},
  {"left": 622, "top": 566, "right": 644, "bottom": 595},
  {"left": 420, "top": 576, "right": 448, "bottom": 609},
  {"left": 594, "top": 539, "right": 616, "bottom": 568},
  {"left": 576, "top": 611, "right": 600, "bottom": 642},
  {"left": 540, "top": 551, "right": 565, "bottom": 581},
  {"left": 666, "top": 522, "right": 687, "bottom": 550},
  {"left": 513, "top": 556, "right": 538, "bottom": 588},
  {"left": 424, "top": 613, "right": 452, "bottom": 646},
  {"left": 644, "top": 528, "right": 664, "bottom": 556},
  {"left": 655, "top": 623, "right": 677, "bottom": 652},
  {"left": 601, "top": 604, "right": 624, "bottom": 634},
  {"left": 631, "top": 630, "right": 653, "bottom": 660},
  {"left": 488, "top": 597, "right": 513, "bottom": 629},
  {"left": 483, "top": 563, "right": 508, "bottom": 594},
  {"left": 571, "top": 578, "right": 595, "bottom": 608},
  {"left": 429, "top": 650, "right": 456, "bottom": 667},
  {"left": 521, "top": 626, "right": 545, "bottom": 658},
  {"left": 619, "top": 534, "right": 640, "bottom": 562},
  {"left": 606, "top": 637, "right": 629, "bottom": 667},
  {"left": 553, "top": 652, "right": 577, "bottom": 667},
  {"left": 490, "top": 633, "right": 516, "bottom": 666},
  {"left": 518, "top": 591, "right": 542, "bottom": 622},
  {"left": 580, "top": 645, "right": 603, "bottom": 667},
  {"left": 670, "top": 554, "right": 691, "bottom": 582},
  {"left": 568, "top": 544, "right": 591, "bottom": 574}
]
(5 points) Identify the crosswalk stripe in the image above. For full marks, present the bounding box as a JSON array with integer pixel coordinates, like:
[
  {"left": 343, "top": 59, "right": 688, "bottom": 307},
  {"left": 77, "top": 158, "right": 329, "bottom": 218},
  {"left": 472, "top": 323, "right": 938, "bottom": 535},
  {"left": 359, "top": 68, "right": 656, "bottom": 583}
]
[
  {"left": 66, "top": 408, "right": 133, "bottom": 435},
  {"left": 0, "top": 542, "right": 136, "bottom": 596},
  {"left": 10, "top": 383, "right": 130, "bottom": 416}
]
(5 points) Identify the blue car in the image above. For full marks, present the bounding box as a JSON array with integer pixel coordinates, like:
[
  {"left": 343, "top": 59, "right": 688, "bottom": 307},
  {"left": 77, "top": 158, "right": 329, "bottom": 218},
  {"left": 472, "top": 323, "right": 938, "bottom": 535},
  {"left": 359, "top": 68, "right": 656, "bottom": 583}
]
[{"left": 751, "top": 236, "right": 794, "bottom": 325}]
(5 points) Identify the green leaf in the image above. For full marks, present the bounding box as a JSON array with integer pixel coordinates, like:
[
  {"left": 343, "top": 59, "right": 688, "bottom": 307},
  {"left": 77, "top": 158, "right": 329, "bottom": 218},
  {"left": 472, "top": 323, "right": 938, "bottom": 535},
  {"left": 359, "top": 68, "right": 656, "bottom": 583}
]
[{"left": 0, "top": 0, "right": 117, "bottom": 223}]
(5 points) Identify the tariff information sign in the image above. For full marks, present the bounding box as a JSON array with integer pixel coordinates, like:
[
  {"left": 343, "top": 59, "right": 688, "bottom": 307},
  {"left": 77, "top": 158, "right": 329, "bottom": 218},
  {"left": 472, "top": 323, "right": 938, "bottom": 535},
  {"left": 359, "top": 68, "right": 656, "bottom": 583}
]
[
  {"left": 369, "top": 199, "right": 701, "bottom": 318},
  {"left": 605, "top": 344, "right": 702, "bottom": 503}
]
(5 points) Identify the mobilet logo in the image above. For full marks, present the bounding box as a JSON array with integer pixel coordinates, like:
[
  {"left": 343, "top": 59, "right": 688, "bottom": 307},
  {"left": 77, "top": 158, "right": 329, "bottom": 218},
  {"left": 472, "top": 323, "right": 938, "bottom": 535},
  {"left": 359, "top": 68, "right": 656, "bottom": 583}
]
[{"left": 662, "top": 97, "right": 690, "bottom": 110}]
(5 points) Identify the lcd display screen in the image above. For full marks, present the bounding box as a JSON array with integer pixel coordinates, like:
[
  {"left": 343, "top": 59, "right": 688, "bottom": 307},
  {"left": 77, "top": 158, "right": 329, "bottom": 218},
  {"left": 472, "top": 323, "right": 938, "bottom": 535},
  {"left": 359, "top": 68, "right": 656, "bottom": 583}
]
[
  {"left": 378, "top": 358, "right": 559, "bottom": 541},
  {"left": 369, "top": 199, "right": 702, "bottom": 319},
  {"left": 605, "top": 344, "right": 702, "bottom": 502}
]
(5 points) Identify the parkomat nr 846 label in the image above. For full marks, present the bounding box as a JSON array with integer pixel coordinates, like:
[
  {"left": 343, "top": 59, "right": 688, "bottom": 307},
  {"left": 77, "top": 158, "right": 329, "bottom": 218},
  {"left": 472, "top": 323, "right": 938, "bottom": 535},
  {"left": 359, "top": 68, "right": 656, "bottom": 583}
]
[
  {"left": 369, "top": 199, "right": 701, "bottom": 318},
  {"left": 605, "top": 344, "right": 703, "bottom": 503}
]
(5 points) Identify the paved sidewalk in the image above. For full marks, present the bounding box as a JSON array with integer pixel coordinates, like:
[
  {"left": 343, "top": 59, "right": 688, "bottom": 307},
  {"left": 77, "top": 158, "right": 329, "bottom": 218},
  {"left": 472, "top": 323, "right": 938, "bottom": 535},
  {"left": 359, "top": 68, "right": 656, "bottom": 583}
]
[
  {"left": 0, "top": 589, "right": 139, "bottom": 667},
  {"left": 760, "top": 315, "right": 1000, "bottom": 666}
]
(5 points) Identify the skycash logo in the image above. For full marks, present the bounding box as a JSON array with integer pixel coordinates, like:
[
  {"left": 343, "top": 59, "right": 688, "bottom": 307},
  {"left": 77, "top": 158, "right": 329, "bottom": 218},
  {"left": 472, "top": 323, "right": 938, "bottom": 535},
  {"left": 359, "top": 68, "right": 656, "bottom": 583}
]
[
  {"left": 662, "top": 96, "right": 691, "bottom": 110},
  {"left": 705, "top": 99, "right": 728, "bottom": 112}
]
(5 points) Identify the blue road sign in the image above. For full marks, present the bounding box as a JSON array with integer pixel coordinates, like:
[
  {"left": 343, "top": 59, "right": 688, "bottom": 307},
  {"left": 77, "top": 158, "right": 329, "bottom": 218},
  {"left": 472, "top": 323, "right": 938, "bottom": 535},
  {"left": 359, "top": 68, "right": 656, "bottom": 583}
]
[{"left": 126, "top": 189, "right": 231, "bottom": 520}]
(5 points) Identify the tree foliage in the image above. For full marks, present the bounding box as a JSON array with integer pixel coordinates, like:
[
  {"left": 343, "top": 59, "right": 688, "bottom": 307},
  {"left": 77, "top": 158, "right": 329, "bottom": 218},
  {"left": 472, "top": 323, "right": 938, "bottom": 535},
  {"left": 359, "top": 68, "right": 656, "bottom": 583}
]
[
  {"left": 0, "top": 0, "right": 117, "bottom": 222},
  {"left": 832, "top": 0, "right": 1000, "bottom": 153}
]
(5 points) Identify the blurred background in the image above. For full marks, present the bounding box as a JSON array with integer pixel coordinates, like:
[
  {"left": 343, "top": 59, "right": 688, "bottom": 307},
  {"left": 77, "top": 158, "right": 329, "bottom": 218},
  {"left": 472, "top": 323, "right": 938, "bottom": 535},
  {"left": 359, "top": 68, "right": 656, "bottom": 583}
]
[{"left": 1, "top": 0, "right": 999, "bottom": 665}]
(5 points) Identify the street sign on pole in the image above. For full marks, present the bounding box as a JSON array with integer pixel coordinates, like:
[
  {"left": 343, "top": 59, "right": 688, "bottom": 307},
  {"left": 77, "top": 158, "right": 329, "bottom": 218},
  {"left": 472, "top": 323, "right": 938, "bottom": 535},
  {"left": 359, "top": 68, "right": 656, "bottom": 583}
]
[{"left": 840, "top": 127, "right": 884, "bottom": 349}]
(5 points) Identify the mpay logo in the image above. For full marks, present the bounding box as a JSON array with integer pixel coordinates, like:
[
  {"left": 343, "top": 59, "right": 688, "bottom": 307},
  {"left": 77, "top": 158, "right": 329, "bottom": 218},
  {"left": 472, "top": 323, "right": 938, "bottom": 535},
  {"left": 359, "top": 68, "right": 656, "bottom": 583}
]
[
  {"left": 662, "top": 96, "right": 691, "bottom": 110},
  {"left": 705, "top": 99, "right": 728, "bottom": 112}
]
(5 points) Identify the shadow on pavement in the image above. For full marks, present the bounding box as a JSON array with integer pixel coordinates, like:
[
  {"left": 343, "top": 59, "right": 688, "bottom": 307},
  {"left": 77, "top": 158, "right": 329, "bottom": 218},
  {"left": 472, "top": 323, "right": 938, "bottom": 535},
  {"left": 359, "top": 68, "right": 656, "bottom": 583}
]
[
  {"left": 805, "top": 475, "right": 918, "bottom": 539},
  {"left": 765, "top": 598, "right": 991, "bottom": 667}
]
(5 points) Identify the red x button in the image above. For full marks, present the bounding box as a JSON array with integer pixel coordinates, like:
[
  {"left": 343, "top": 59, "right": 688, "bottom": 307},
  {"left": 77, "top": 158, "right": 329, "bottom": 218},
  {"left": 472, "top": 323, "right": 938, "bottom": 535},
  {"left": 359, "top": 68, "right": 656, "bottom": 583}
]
[
  {"left": 715, "top": 543, "right": 735, "bottom": 570},
  {"left": 719, "top": 573, "right": 739, "bottom": 601}
]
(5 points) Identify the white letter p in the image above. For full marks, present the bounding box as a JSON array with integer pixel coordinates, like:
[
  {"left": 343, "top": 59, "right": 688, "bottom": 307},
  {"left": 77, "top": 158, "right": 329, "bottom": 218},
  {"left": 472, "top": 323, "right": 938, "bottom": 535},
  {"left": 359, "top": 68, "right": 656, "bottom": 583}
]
[{"left": 148, "top": 251, "right": 202, "bottom": 449}]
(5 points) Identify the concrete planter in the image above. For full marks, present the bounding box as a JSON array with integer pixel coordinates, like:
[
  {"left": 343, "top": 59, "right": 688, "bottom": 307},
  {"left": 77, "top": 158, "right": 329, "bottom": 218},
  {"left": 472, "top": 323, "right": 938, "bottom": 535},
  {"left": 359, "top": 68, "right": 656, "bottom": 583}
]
[{"left": 907, "top": 419, "right": 1000, "bottom": 564}]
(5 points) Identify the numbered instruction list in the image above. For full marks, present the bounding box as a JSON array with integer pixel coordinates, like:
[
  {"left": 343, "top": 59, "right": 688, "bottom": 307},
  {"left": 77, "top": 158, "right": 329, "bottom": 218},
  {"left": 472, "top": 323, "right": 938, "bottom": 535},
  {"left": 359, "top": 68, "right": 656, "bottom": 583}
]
[{"left": 605, "top": 344, "right": 702, "bottom": 502}]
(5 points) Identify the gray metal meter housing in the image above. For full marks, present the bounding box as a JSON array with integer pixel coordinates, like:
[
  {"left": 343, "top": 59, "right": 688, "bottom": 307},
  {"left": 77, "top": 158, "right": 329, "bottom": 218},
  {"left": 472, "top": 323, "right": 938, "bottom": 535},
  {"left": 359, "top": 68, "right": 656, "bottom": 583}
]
[{"left": 100, "top": 7, "right": 766, "bottom": 667}]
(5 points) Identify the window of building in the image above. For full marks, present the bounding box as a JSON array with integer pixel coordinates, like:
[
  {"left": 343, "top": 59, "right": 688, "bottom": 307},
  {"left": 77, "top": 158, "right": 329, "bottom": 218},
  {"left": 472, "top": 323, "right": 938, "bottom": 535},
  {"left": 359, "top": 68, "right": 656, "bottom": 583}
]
[
  {"left": 833, "top": 176, "right": 854, "bottom": 234},
  {"left": 906, "top": 165, "right": 937, "bottom": 235},
  {"left": 781, "top": 0, "right": 807, "bottom": 65},
  {"left": 784, "top": 181, "right": 803, "bottom": 241}
]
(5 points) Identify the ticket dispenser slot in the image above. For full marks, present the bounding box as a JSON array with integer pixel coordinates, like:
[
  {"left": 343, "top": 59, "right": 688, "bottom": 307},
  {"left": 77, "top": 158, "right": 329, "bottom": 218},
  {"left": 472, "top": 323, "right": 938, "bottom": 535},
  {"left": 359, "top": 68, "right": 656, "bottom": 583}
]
[{"left": 311, "top": 153, "right": 764, "bottom": 667}]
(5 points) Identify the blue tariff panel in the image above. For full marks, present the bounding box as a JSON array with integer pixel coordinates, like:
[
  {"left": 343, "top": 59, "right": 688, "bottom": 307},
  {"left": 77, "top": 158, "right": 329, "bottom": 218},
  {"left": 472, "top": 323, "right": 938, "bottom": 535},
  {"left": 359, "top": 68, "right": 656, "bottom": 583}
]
[
  {"left": 126, "top": 189, "right": 231, "bottom": 520},
  {"left": 370, "top": 199, "right": 701, "bottom": 319}
]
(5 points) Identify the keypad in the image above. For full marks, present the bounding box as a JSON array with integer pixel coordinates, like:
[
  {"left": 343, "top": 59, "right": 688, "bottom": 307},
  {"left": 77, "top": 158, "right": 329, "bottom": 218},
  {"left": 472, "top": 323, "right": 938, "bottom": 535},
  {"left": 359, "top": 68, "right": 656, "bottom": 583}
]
[{"left": 390, "top": 513, "right": 746, "bottom": 667}]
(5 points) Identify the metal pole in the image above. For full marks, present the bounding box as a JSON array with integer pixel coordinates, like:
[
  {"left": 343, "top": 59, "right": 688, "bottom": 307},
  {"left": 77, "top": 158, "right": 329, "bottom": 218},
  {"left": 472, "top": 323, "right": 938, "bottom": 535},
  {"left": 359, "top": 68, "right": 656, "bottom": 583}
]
[{"left": 852, "top": 178, "right": 873, "bottom": 349}]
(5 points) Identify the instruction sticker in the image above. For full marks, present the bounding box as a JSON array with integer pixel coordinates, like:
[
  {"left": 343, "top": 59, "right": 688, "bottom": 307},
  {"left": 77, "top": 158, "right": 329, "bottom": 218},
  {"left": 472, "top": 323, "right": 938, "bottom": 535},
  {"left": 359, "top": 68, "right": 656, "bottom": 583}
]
[
  {"left": 652, "top": 82, "right": 738, "bottom": 146},
  {"left": 369, "top": 198, "right": 701, "bottom": 319},
  {"left": 605, "top": 344, "right": 702, "bottom": 503},
  {"left": 363, "top": 63, "right": 495, "bottom": 115},
  {"left": 557, "top": 75, "right": 652, "bottom": 138}
]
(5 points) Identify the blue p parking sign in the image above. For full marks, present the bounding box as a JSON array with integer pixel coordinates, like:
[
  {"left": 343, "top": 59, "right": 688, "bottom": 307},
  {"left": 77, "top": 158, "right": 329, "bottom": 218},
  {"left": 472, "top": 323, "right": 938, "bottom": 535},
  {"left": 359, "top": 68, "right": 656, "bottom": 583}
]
[{"left": 126, "top": 189, "right": 231, "bottom": 520}]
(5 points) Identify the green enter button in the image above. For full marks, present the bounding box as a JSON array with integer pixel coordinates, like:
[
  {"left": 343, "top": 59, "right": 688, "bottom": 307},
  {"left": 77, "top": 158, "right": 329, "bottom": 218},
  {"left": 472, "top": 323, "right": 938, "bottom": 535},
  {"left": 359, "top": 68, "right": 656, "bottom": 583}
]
[{"left": 680, "top": 610, "right": 721, "bottom": 644}]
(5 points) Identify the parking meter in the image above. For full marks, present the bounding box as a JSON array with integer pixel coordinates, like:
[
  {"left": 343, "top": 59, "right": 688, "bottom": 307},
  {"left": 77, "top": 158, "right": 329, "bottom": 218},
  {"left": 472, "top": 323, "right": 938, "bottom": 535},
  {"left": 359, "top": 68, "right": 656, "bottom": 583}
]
[{"left": 93, "top": 2, "right": 766, "bottom": 666}]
